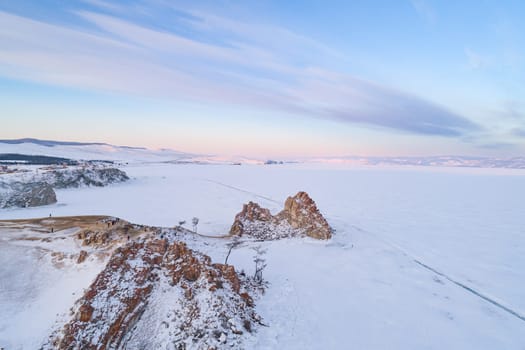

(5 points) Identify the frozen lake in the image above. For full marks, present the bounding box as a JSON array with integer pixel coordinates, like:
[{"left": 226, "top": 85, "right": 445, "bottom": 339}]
[{"left": 1, "top": 163, "right": 524, "bottom": 348}]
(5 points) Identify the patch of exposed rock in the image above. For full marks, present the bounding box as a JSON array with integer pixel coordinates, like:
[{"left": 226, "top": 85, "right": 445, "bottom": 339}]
[
  {"left": 77, "top": 250, "right": 88, "bottom": 264},
  {"left": 0, "top": 181, "right": 57, "bottom": 208},
  {"left": 230, "top": 202, "right": 273, "bottom": 236},
  {"left": 46, "top": 239, "right": 259, "bottom": 349},
  {"left": 229, "top": 191, "right": 332, "bottom": 240},
  {"left": 75, "top": 218, "right": 147, "bottom": 248}
]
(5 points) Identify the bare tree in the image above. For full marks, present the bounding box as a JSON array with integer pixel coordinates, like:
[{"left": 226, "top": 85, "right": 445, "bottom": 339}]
[
  {"left": 178, "top": 220, "right": 186, "bottom": 230},
  {"left": 252, "top": 245, "right": 267, "bottom": 284},
  {"left": 224, "top": 235, "right": 242, "bottom": 264},
  {"left": 192, "top": 217, "right": 199, "bottom": 233}
]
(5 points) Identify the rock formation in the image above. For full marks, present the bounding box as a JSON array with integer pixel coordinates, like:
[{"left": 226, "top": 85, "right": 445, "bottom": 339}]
[
  {"left": 0, "top": 166, "right": 128, "bottom": 209},
  {"left": 229, "top": 191, "right": 332, "bottom": 240},
  {"left": 76, "top": 250, "right": 88, "bottom": 264},
  {"left": 40, "top": 167, "right": 129, "bottom": 188},
  {"left": 0, "top": 181, "right": 57, "bottom": 208},
  {"left": 47, "top": 239, "right": 259, "bottom": 349},
  {"left": 230, "top": 202, "right": 273, "bottom": 236},
  {"left": 278, "top": 191, "right": 332, "bottom": 239}
]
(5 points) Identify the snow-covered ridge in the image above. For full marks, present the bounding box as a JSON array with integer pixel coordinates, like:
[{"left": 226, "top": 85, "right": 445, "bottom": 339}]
[
  {"left": 38, "top": 167, "right": 129, "bottom": 188},
  {"left": 0, "top": 138, "right": 127, "bottom": 148},
  {"left": 0, "top": 139, "right": 258, "bottom": 165},
  {"left": 3, "top": 138, "right": 525, "bottom": 169},
  {"left": 0, "top": 164, "right": 129, "bottom": 208},
  {"left": 0, "top": 181, "right": 56, "bottom": 209},
  {"left": 48, "top": 238, "right": 260, "bottom": 349},
  {"left": 0, "top": 139, "right": 194, "bottom": 163},
  {"left": 308, "top": 155, "right": 525, "bottom": 169},
  {"left": 0, "top": 216, "right": 262, "bottom": 349}
]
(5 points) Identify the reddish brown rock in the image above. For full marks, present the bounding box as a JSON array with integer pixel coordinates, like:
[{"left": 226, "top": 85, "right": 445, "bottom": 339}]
[
  {"left": 163, "top": 242, "right": 204, "bottom": 284},
  {"left": 278, "top": 191, "right": 332, "bottom": 239},
  {"left": 229, "top": 191, "right": 332, "bottom": 240},
  {"left": 240, "top": 292, "right": 254, "bottom": 307},
  {"left": 238, "top": 202, "right": 272, "bottom": 222},
  {"left": 53, "top": 239, "right": 257, "bottom": 349},
  {"left": 76, "top": 220, "right": 149, "bottom": 248},
  {"left": 58, "top": 241, "right": 159, "bottom": 349},
  {"left": 78, "top": 304, "right": 93, "bottom": 322},
  {"left": 213, "top": 263, "right": 241, "bottom": 293},
  {"left": 183, "top": 264, "right": 202, "bottom": 282},
  {"left": 77, "top": 250, "right": 88, "bottom": 264},
  {"left": 230, "top": 202, "right": 272, "bottom": 236}
]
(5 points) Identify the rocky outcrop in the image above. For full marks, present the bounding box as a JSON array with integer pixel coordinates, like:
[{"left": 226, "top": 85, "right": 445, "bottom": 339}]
[
  {"left": 0, "top": 181, "right": 57, "bottom": 208},
  {"left": 75, "top": 218, "right": 147, "bottom": 248},
  {"left": 40, "top": 167, "right": 129, "bottom": 188},
  {"left": 229, "top": 191, "right": 332, "bottom": 240},
  {"left": 47, "top": 239, "right": 259, "bottom": 349},
  {"left": 277, "top": 191, "right": 332, "bottom": 239},
  {"left": 230, "top": 202, "right": 272, "bottom": 236},
  {"left": 77, "top": 250, "right": 88, "bottom": 264},
  {"left": 0, "top": 166, "right": 128, "bottom": 209}
]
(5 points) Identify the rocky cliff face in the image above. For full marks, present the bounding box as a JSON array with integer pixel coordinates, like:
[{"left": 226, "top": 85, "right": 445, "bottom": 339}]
[
  {"left": 47, "top": 239, "right": 259, "bottom": 349},
  {"left": 230, "top": 202, "right": 273, "bottom": 236},
  {"left": 0, "top": 166, "right": 129, "bottom": 209},
  {"left": 229, "top": 191, "right": 332, "bottom": 240},
  {"left": 40, "top": 167, "right": 129, "bottom": 188},
  {"left": 0, "top": 181, "right": 57, "bottom": 208},
  {"left": 277, "top": 191, "right": 332, "bottom": 239}
]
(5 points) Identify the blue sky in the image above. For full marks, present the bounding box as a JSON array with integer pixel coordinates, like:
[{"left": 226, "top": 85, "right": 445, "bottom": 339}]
[{"left": 0, "top": 0, "right": 524, "bottom": 157}]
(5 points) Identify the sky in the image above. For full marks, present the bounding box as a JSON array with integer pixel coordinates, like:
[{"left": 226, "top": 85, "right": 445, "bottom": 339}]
[{"left": 0, "top": 0, "right": 524, "bottom": 158}]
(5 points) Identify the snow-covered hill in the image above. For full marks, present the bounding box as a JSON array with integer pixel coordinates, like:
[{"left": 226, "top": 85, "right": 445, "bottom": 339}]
[
  {"left": 0, "top": 138, "right": 268, "bottom": 165},
  {"left": 0, "top": 139, "right": 195, "bottom": 163},
  {"left": 1, "top": 217, "right": 263, "bottom": 349}
]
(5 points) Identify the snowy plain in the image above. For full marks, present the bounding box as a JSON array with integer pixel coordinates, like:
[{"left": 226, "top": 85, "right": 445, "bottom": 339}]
[{"left": 1, "top": 161, "right": 525, "bottom": 349}]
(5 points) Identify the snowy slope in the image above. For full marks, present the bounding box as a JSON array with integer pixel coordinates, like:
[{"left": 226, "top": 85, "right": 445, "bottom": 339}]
[{"left": 0, "top": 226, "right": 106, "bottom": 349}]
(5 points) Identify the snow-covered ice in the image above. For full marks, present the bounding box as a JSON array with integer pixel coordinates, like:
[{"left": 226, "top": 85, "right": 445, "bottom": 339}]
[{"left": 1, "top": 162, "right": 524, "bottom": 348}]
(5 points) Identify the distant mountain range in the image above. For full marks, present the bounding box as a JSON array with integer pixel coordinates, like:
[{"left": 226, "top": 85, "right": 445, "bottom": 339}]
[
  {"left": 0, "top": 138, "right": 146, "bottom": 149},
  {"left": 0, "top": 138, "right": 192, "bottom": 163},
  {"left": 308, "top": 155, "right": 525, "bottom": 169},
  {"left": 1, "top": 138, "right": 524, "bottom": 169}
]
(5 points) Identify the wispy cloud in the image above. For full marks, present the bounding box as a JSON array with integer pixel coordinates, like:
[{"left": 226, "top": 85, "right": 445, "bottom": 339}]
[
  {"left": 0, "top": 5, "right": 478, "bottom": 137},
  {"left": 282, "top": 69, "right": 478, "bottom": 136},
  {"left": 410, "top": 0, "right": 437, "bottom": 25},
  {"left": 465, "top": 47, "right": 491, "bottom": 69},
  {"left": 478, "top": 142, "right": 517, "bottom": 150},
  {"left": 81, "top": 0, "right": 123, "bottom": 12},
  {"left": 499, "top": 100, "right": 525, "bottom": 120}
]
